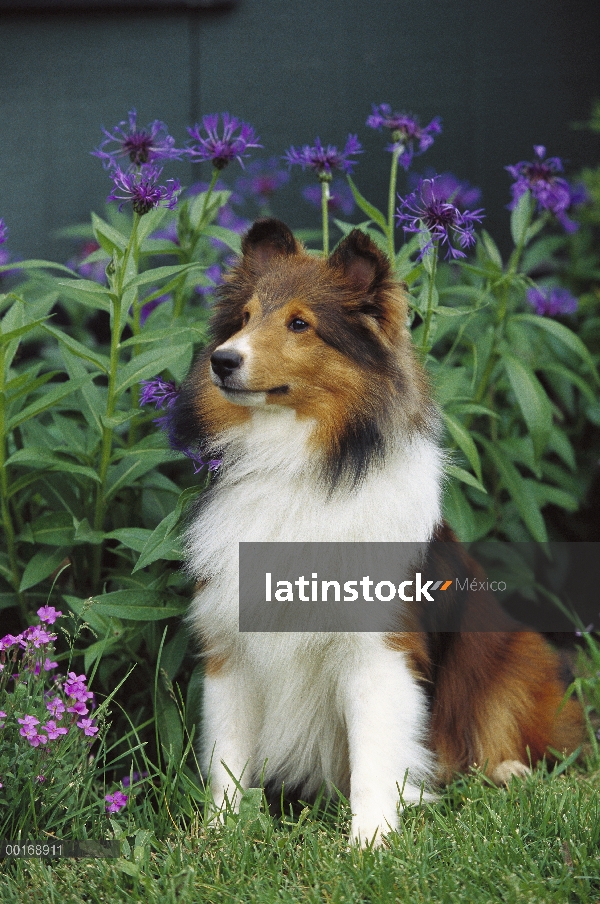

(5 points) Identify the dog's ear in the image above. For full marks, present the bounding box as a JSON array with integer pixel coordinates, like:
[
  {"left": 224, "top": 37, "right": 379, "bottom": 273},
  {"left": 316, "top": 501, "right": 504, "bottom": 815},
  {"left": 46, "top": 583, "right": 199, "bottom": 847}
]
[
  {"left": 241, "top": 218, "right": 299, "bottom": 274},
  {"left": 329, "top": 230, "right": 406, "bottom": 342},
  {"left": 328, "top": 229, "right": 390, "bottom": 293}
]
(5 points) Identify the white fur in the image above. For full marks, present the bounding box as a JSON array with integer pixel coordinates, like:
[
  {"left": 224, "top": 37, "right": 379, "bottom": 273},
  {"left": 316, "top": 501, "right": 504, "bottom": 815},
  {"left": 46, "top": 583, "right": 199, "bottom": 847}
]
[{"left": 186, "top": 407, "right": 443, "bottom": 844}]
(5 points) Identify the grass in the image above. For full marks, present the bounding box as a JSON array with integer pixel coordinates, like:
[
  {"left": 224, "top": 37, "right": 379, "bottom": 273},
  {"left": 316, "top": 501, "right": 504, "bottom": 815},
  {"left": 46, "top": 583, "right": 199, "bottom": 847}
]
[
  {"left": 2, "top": 764, "right": 600, "bottom": 904},
  {"left": 2, "top": 637, "right": 599, "bottom": 903}
]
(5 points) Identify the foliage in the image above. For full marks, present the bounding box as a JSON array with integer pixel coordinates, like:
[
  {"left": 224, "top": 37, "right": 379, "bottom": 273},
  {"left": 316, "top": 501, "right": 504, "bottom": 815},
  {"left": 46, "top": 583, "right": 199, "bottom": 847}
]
[{"left": 0, "top": 103, "right": 599, "bottom": 851}]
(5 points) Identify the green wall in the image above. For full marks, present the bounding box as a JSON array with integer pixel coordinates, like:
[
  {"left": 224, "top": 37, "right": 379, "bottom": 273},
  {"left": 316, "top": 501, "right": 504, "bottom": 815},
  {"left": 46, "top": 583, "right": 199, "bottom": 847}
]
[{"left": 0, "top": 1, "right": 598, "bottom": 260}]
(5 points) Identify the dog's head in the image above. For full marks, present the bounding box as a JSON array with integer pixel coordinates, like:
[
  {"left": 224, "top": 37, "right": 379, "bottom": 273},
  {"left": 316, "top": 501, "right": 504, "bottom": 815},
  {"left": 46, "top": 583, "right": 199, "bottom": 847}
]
[{"left": 172, "top": 218, "right": 433, "bottom": 483}]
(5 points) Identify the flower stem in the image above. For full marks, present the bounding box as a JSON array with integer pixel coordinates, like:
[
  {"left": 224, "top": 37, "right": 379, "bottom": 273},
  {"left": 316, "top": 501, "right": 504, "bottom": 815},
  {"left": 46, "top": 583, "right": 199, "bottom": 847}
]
[
  {"left": 198, "top": 167, "right": 221, "bottom": 231},
  {"left": 321, "top": 178, "right": 330, "bottom": 257},
  {"left": 0, "top": 344, "right": 27, "bottom": 621},
  {"left": 419, "top": 245, "right": 439, "bottom": 355},
  {"left": 387, "top": 147, "right": 401, "bottom": 266},
  {"left": 92, "top": 215, "right": 140, "bottom": 588}
]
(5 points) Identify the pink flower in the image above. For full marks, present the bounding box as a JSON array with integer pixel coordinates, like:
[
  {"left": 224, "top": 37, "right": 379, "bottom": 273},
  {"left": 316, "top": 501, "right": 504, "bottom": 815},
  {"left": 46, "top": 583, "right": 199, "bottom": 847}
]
[
  {"left": 67, "top": 701, "right": 89, "bottom": 716},
  {"left": 46, "top": 698, "right": 66, "bottom": 719},
  {"left": 105, "top": 791, "right": 128, "bottom": 813},
  {"left": 0, "top": 633, "right": 23, "bottom": 651},
  {"left": 37, "top": 606, "right": 63, "bottom": 624},
  {"left": 24, "top": 626, "right": 54, "bottom": 648},
  {"left": 42, "top": 720, "right": 68, "bottom": 740},
  {"left": 77, "top": 718, "right": 98, "bottom": 737}
]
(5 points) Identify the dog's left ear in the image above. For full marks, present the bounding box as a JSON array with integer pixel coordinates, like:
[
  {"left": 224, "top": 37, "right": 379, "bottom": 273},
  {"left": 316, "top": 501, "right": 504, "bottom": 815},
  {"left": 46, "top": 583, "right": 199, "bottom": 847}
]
[
  {"left": 241, "top": 218, "right": 299, "bottom": 276},
  {"left": 328, "top": 229, "right": 390, "bottom": 293},
  {"left": 329, "top": 230, "right": 406, "bottom": 341}
]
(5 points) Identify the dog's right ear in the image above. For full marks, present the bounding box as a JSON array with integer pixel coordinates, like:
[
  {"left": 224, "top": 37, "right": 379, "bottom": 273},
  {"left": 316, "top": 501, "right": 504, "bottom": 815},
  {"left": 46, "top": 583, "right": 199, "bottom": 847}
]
[{"left": 241, "top": 218, "right": 299, "bottom": 275}]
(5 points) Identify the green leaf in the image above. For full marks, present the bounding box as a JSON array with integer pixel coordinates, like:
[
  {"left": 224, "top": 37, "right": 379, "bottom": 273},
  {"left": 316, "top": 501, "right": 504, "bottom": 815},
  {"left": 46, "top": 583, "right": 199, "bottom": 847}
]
[
  {"left": 91, "top": 212, "right": 128, "bottom": 255},
  {"left": 202, "top": 225, "right": 242, "bottom": 255},
  {"left": 133, "top": 486, "right": 201, "bottom": 573},
  {"left": 105, "top": 450, "right": 175, "bottom": 502},
  {"left": 511, "top": 313, "right": 599, "bottom": 383},
  {"left": 155, "top": 684, "right": 183, "bottom": 762},
  {"left": 66, "top": 590, "right": 186, "bottom": 621},
  {"left": 481, "top": 439, "right": 548, "bottom": 541},
  {"left": 55, "top": 280, "right": 111, "bottom": 312},
  {"left": 0, "top": 316, "right": 51, "bottom": 345},
  {"left": 122, "top": 263, "right": 204, "bottom": 293},
  {"left": 442, "top": 411, "right": 482, "bottom": 482},
  {"left": 510, "top": 190, "right": 534, "bottom": 247},
  {"left": 19, "top": 512, "right": 75, "bottom": 547},
  {"left": 6, "top": 375, "right": 92, "bottom": 430},
  {"left": 20, "top": 547, "right": 70, "bottom": 592},
  {"left": 0, "top": 259, "right": 79, "bottom": 277},
  {"left": 480, "top": 229, "right": 503, "bottom": 268},
  {"left": 43, "top": 323, "right": 109, "bottom": 372},
  {"left": 446, "top": 464, "right": 487, "bottom": 494},
  {"left": 136, "top": 206, "right": 171, "bottom": 243},
  {"left": 443, "top": 482, "right": 476, "bottom": 542},
  {"left": 530, "top": 483, "right": 578, "bottom": 511},
  {"left": 105, "top": 527, "right": 155, "bottom": 553},
  {"left": 115, "top": 345, "right": 184, "bottom": 395},
  {"left": 346, "top": 176, "right": 388, "bottom": 232},
  {"left": 502, "top": 352, "right": 552, "bottom": 459}
]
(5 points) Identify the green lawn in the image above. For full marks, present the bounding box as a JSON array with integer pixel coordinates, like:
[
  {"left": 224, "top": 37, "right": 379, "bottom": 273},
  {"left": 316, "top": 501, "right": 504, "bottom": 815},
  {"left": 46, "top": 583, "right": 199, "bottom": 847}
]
[{"left": 3, "top": 766, "right": 600, "bottom": 904}]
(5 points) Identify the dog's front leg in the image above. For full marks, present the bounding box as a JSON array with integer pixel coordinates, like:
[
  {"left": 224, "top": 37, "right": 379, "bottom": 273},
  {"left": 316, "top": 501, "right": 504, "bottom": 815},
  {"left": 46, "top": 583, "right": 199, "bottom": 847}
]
[
  {"left": 201, "top": 662, "right": 259, "bottom": 817},
  {"left": 342, "top": 642, "right": 432, "bottom": 846}
]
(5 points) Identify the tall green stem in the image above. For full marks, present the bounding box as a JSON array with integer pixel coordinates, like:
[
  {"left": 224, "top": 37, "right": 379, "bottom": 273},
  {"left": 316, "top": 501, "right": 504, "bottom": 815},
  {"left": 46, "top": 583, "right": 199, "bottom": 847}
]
[
  {"left": 320, "top": 177, "right": 330, "bottom": 257},
  {"left": 91, "top": 215, "right": 140, "bottom": 588},
  {"left": 387, "top": 147, "right": 401, "bottom": 265},
  {"left": 172, "top": 166, "right": 221, "bottom": 321},
  {"left": 0, "top": 345, "right": 27, "bottom": 620},
  {"left": 419, "top": 246, "right": 439, "bottom": 355}
]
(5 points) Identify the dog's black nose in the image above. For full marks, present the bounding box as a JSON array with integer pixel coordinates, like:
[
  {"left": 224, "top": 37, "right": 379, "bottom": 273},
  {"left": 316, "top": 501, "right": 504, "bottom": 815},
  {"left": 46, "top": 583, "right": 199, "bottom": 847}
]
[{"left": 211, "top": 349, "right": 243, "bottom": 381}]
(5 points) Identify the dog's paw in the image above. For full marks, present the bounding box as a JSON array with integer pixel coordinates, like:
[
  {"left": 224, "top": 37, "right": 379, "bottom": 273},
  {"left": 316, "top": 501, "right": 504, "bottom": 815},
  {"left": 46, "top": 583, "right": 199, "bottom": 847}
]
[{"left": 490, "top": 759, "right": 531, "bottom": 785}]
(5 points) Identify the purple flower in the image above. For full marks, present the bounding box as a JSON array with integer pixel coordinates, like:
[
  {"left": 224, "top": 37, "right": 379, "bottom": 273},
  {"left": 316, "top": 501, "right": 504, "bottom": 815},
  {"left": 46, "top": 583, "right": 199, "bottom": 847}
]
[
  {"left": 187, "top": 113, "right": 262, "bottom": 170},
  {"left": 0, "top": 219, "right": 8, "bottom": 245},
  {"left": 284, "top": 135, "right": 363, "bottom": 179},
  {"left": 366, "top": 105, "right": 442, "bottom": 170},
  {"left": 42, "top": 720, "right": 68, "bottom": 740},
  {"left": 409, "top": 169, "right": 482, "bottom": 210},
  {"left": 235, "top": 158, "right": 289, "bottom": 204},
  {"left": 506, "top": 146, "right": 580, "bottom": 233},
  {"left": 0, "top": 633, "right": 23, "bottom": 652},
  {"left": 397, "top": 177, "right": 485, "bottom": 260},
  {"left": 24, "top": 626, "right": 54, "bottom": 648},
  {"left": 140, "top": 377, "right": 179, "bottom": 410},
  {"left": 93, "top": 109, "right": 184, "bottom": 169},
  {"left": 37, "top": 605, "right": 62, "bottom": 625},
  {"left": 303, "top": 179, "right": 356, "bottom": 217},
  {"left": 0, "top": 711, "right": 6, "bottom": 729},
  {"left": 44, "top": 657, "right": 58, "bottom": 671},
  {"left": 77, "top": 717, "right": 98, "bottom": 737},
  {"left": 526, "top": 285, "right": 578, "bottom": 317},
  {"left": 107, "top": 164, "right": 181, "bottom": 216},
  {"left": 105, "top": 791, "right": 128, "bottom": 813},
  {"left": 46, "top": 697, "right": 66, "bottom": 719},
  {"left": 36, "top": 775, "right": 45, "bottom": 783},
  {"left": 18, "top": 715, "right": 48, "bottom": 747}
]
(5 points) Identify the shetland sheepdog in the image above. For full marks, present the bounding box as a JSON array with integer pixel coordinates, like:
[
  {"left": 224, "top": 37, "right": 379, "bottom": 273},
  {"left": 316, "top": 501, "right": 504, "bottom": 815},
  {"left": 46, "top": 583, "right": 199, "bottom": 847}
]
[{"left": 172, "top": 218, "right": 583, "bottom": 845}]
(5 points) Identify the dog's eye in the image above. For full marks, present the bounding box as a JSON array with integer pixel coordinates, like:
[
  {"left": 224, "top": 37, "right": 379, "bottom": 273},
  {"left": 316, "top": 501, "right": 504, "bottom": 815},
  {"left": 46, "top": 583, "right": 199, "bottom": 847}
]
[
  {"left": 242, "top": 311, "right": 250, "bottom": 326},
  {"left": 289, "top": 318, "right": 309, "bottom": 333}
]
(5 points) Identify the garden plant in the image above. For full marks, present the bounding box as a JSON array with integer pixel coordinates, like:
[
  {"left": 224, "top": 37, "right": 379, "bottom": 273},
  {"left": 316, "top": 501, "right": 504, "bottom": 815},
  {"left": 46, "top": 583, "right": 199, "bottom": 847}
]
[{"left": 0, "top": 102, "right": 599, "bottom": 902}]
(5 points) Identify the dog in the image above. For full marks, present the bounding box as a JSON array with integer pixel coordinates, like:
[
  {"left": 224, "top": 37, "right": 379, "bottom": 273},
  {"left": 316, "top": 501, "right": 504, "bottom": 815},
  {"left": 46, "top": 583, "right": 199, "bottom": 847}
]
[{"left": 171, "top": 217, "right": 583, "bottom": 845}]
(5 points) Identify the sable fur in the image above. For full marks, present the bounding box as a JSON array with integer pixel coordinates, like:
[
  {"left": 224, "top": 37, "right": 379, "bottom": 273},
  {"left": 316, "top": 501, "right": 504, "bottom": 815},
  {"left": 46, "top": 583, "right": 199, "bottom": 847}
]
[{"left": 174, "top": 218, "right": 584, "bottom": 845}]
